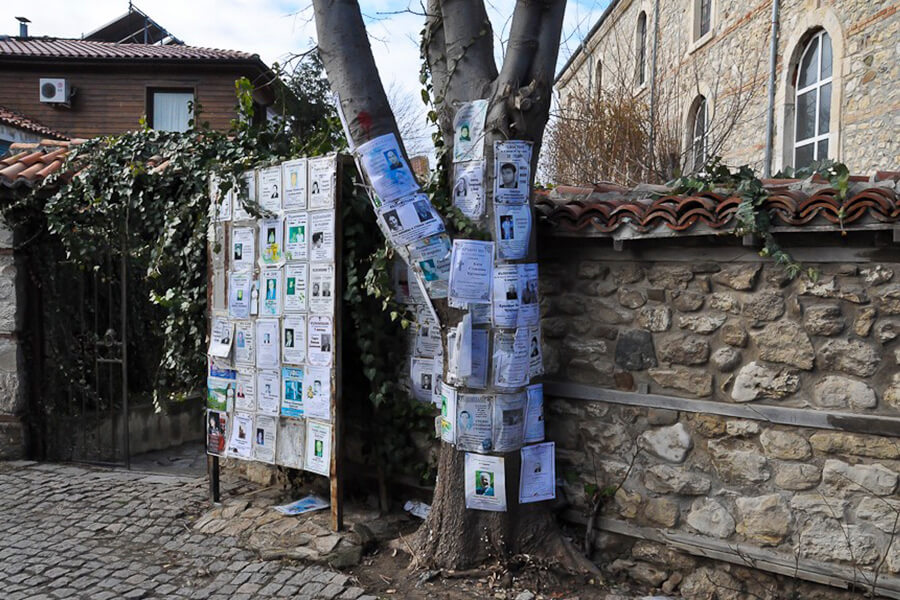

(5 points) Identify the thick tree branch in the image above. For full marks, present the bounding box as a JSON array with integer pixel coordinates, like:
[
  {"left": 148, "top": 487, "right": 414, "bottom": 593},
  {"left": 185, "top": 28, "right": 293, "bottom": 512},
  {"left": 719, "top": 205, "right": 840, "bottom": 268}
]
[
  {"left": 439, "top": 0, "right": 498, "bottom": 106},
  {"left": 423, "top": 0, "right": 452, "bottom": 137}
]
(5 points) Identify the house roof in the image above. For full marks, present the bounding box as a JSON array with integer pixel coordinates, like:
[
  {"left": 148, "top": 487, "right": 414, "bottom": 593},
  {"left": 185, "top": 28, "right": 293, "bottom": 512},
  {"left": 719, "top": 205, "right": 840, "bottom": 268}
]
[
  {"left": 535, "top": 174, "right": 900, "bottom": 238},
  {"left": 0, "top": 37, "right": 260, "bottom": 64},
  {"left": 0, "top": 141, "right": 79, "bottom": 192},
  {"left": 0, "top": 106, "right": 69, "bottom": 140}
]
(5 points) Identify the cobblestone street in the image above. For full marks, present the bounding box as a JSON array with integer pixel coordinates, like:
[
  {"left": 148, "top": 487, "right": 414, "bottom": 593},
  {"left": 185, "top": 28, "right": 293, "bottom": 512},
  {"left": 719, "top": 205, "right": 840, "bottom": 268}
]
[{"left": 0, "top": 460, "right": 372, "bottom": 600}]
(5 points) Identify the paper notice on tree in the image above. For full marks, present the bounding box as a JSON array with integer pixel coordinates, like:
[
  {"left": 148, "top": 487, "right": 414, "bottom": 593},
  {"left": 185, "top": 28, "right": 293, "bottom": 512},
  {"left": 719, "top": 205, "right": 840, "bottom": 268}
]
[
  {"left": 453, "top": 100, "right": 488, "bottom": 162},
  {"left": 275, "top": 417, "right": 305, "bottom": 469},
  {"left": 258, "top": 166, "right": 283, "bottom": 214},
  {"left": 492, "top": 264, "right": 520, "bottom": 327},
  {"left": 524, "top": 384, "right": 545, "bottom": 443},
  {"left": 432, "top": 354, "right": 444, "bottom": 407},
  {"left": 280, "top": 366, "right": 305, "bottom": 418},
  {"left": 307, "top": 315, "right": 333, "bottom": 366},
  {"left": 256, "top": 319, "right": 280, "bottom": 369},
  {"left": 282, "top": 158, "right": 308, "bottom": 211},
  {"left": 409, "top": 235, "right": 451, "bottom": 299},
  {"left": 452, "top": 161, "right": 485, "bottom": 218},
  {"left": 470, "top": 303, "right": 491, "bottom": 325},
  {"left": 283, "top": 263, "right": 308, "bottom": 313},
  {"left": 284, "top": 212, "right": 309, "bottom": 261},
  {"left": 517, "top": 263, "right": 539, "bottom": 326},
  {"left": 493, "top": 392, "right": 526, "bottom": 452},
  {"left": 469, "top": 328, "right": 490, "bottom": 389},
  {"left": 256, "top": 370, "right": 280, "bottom": 415},
  {"left": 495, "top": 204, "right": 531, "bottom": 260},
  {"left": 528, "top": 326, "right": 544, "bottom": 378},
  {"left": 308, "top": 264, "right": 335, "bottom": 314},
  {"left": 308, "top": 156, "right": 336, "bottom": 210},
  {"left": 234, "top": 321, "right": 254, "bottom": 366},
  {"left": 448, "top": 240, "right": 494, "bottom": 307},
  {"left": 209, "top": 317, "right": 234, "bottom": 358},
  {"left": 305, "top": 419, "right": 332, "bottom": 476},
  {"left": 465, "top": 453, "right": 506, "bottom": 512},
  {"left": 260, "top": 268, "right": 283, "bottom": 317},
  {"left": 207, "top": 363, "right": 236, "bottom": 411},
  {"left": 309, "top": 211, "right": 335, "bottom": 263},
  {"left": 210, "top": 175, "right": 232, "bottom": 222},
  {"left": 378, "top": 194, "right": 445, "bottom": 247},
  {"left": 357, "top": 133, "right": 420, "bottom": 202},
  {"left": 231, "top": 227, "right": 255, "bottom": 271},
  {"left": 493, "top": 140, "right": 532, "bottom": 205},
  {"left": 411, "top": 357, "right": 435, "bottom": 403},
  {"left": 227, "top": 412, "right": 254, "bottom": 459},
  {"left": 440, "top": 383, "right": 457, "bottom": 444},
  {"left": 232, "top": 170, "right": 255, "bottom": 221},
  {"left": 235, "top": 371, "right": 256, "bottom": 412},
  {"left": 228, "top": 272, "right": 252, "bottom": 318},
  {"left": 281, "top": 316, "right": 306, "bottom": 365},
  {"left": 304, "top": 365, "right": 332, "bottom": 421},
  {"left": 456, "top": 393, "right": 493, "bottom": 453},
  {"left": 414, "top": 306, "right": 441, "bottom": 358},
  {"left": 520, "top": 442, "right": 555, "bottom": 503},
  {"left": 492, "top": 328, "right": 530, "bottom": 389},
  {"left": 206, "top": 409, "right": 227, "bottom": 456},
  {"left": 253, "top": 414, "right": 277, "bottom": 464}
]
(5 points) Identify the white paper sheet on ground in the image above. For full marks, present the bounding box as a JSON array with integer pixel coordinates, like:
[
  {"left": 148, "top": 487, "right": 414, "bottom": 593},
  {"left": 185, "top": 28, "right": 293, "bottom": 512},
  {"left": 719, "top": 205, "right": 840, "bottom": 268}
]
[
  {"left": 253, "top": 414, "right": 277, "bottom": 464},
  {"left": 284, "top": 212, "right": 309, "bottom": 261},
  {"left": 206, "top": 363, "right": 236, "bottom": 411},
  {"left": 357, "top": 133, "right": 419, "bottom": 202},
  {"left": 228, "top": 272, "right": 252, "bottom": 318},
  {"left": 258, "top": 217, "right": 285, "bottom": 267},
  {"left": 524, "top": 384, "right": 545, "bottom": 443},
  {"left": 491, "top": 264, "right": 520, "bottom": 328},
  {"left": 210, "top": 175, "right": 232, "bottom": 222},
  {"left": 492, "top": 328, "right": 530, "bottom": 389},
  {"left": 448, "top": 240, "right": 494, "bottom": 307},
  {"left": 308, "top": 264, "right": 335, "bottom": 314},
  {"left": 440, "top": 383, "right": 457, "bottom": 444},
  {"left": 256, "top": 370, "right": 280, "bottom": 415},
  {"left": 493, "top": 392, "right": 526, "bottom": 452},
  {"left": 234, "top": 321, "right": 254, "bottom": 366},
  {"left": 281, "top": 316, "right": 307, "bottom": 365},
  {"left": 307, "top": 315, "right": 333, "bottom": 367},
  {"left": 411, "top": 357, "right": 436, "bottom": 403},
  {"left": 235, "top": 371, "right": 256, "bottom": 412},
  {"left": 280, "top": 366, "right": 305, "bottom": 418},
  {"left": 282, "top": 158, "right": 308, "bottom": 211},
  {"left": 227, "top": 412, "right": 254, "bottom": 459},
  {"left": 309, "top": 211, "right": 335, "bottom": 263},
  {"left": 256, "top": 319, "right": 280, "bottom": 369},
  {"left": 469, "top": 329, "right": 490, "bottom": 389},
  {"left": 206, "top": 408, "right": 228, "bottom": 456},
  {"left": 403, "top": 500, "right": 431, "bottom": 519},
  {"left": 378, "top": 194, "right": 445, "bottom": 247},
  {"left": 305, "top": 419, "right": 332, "bottom": 476},
  {"left": 453, "top": 100, "right": 488, "bottom": 163},
  {"left": 258, "top": 165, "right": 283, "bottom": 214},
  {"left": 456, "top": 393, "right": 493, "bottom": 453},
  {"left": 495, "top": 203, "right": 531, "bottom": 260},
  {"left": 517, "top": 264, "right": 540, "bottom": 327},
  {"left": 452, "top": 161, "right": 485, "bottom": 218},
  {"left": 232, "top": 170, "right": 255, "bottom": 221},
  {"left": 274, "top": 495, "right": 330, "bottom": 516},
  {"left": 275, "top": 417, "right": 305, "bottom": 469},
  {"left": 212, "top": 269, "right": 226, "bottom": 311},
  {"left": 528, "top": 325, "right": 544, "bottom": 378},
  {"left": 414, "top": 306, "right": 441, "bottom": 358},
  {"left": 519, "top": 442, "right": 555, "bottom": 503},
  {"left": 465, "top": 453, "right": 506, "bottom": 512},
  {"left": 231, "top": 227, "right": 255, "bottom": 272},
  {"left": 493, "top": 140, "right": 532, "bottom": 205},
  {"left": 308, "top": 156, "right": 336, "bottom": 210},
  {"left": 260, "top": 268, "right": 283, "bottom": 317},
  {"left": 409, "top": 234, "right": 451, "bottom": 299},
  {"left": 283, "top": 263, "right": 309, "bottom": 313},
  {"left": 209, "top": 317, "right": 234, "bottom": 358},
  {"left": 304, "top": 365, "right": 332, "bottom": 421}
]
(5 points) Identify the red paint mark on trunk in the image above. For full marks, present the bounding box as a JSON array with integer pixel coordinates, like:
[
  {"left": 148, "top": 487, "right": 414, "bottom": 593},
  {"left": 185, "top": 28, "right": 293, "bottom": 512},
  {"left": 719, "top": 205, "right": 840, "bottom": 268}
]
[{"left": 357, "top": 111, "right": 372, "bottom": 136}]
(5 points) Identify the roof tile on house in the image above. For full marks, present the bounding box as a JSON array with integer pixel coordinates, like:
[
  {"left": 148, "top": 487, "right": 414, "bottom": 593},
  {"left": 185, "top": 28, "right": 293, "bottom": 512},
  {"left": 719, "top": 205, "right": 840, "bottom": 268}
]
[
  {"left": 0, "top": 106, "right": 70, "bottom": 140},
  {"left": 0, "top": 37, "right": 259, "bottom": 63},
  {"left": 0, "top": 141, "right": 80, "bottom": 191}
]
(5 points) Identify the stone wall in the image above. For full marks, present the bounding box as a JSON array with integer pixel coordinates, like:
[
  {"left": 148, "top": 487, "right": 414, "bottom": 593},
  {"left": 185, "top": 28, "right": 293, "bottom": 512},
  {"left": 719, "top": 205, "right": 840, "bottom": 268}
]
[
  {"left": 0, "top": 220, "right": 25, "bottom": 459},
  {"left": 539, "top": 237, "right": 900, "bottom": 597}
]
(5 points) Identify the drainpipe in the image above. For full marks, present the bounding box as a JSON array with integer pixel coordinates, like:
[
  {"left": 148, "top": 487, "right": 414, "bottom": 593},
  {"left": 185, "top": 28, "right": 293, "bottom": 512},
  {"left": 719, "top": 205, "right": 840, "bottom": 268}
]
[
  {"left": 763, "top": 0, "right": 780, "bottom": 177},
  {"left": 648, "top": 0, "right": 660, "bottom": 177}
]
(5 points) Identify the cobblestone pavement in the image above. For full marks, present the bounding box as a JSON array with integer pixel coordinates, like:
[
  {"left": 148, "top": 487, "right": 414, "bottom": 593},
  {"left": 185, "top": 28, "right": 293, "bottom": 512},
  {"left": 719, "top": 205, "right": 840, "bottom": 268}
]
[{"left": 0, "top": 460, "right": 374, "bottom": 600}]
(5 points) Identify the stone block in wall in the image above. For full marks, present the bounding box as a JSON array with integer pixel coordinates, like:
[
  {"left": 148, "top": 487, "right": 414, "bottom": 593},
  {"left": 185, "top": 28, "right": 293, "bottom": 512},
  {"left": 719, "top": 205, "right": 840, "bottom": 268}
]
[
  {"left": 731, "top": 361, "right": 800, "bottom": 402},
  {"left": 798, "top": 516, "right": 883, "bottom": 566},
  {"left": 0, "top": 419, "right": 25, "bottom": 459},
  {"left": 821, "top": 459, "right": 898, "bottom": 497},
  {"left": 644, "top": 465, "right": 711, "bottom": 495},
  {"left": 686, "top": 498, "right": 735, "bottom": 539},
  {"left": 709, "top": 293, "right": 741, "bottom": 314},
  {"left": 0, "top": 338, "right": 22, "bottom": 415},
  {"left": 854, "top": 306, "right": 877, "bottom": 337},
  {"left": 759, "top": 429, "right": 811, "bottom": 460},
  {"left": 860, "top": 265, "right": 893, "bottom": 286},
  {"left": 753, "top": 321, "right": 815, "bottom": 369},
  {"left": 577, "top": 261, "right": 608, "bottom": 280},
  {"left": 854, "top": 497, "right": 900, "bottom": 534},
  {"left": 617, "top": 288, "right": 646, "bottom": 309},
  {"left": 790, "top": 493, "right": 848, "bottom": 517},
  {"left": 647, "top": 266, "right": 693, "bottom": 290},
  {"left": 885, "top": 373, "right": 900, "bottom": 409},
  {"left": 721, "top": 322, "right": 748, "bottom": 347},
  {"left": 636, "top": 306, "right": 671, "bottom": 332},
  {"left": 0, "top": 257, "right": 19, "bottom": 333},
  {"left": 657, "top": 334, "right": 709, "bottom": 365},
  {"left": 711, "top": 347, "right": 740, "bottom": 372},
  {"left": 708, "top": 439, "right": 770, "bottom": 485},
  {"left": 736, "top": 494, "right": 791, "bottom": 546},
  {"left": 810, "top": 432, "right": 900, "bottom": 460},
  {"left": 644, "top": 497, "right": 679, "bottom": 528},
  {"left": 811, "top": 376, "right": 877, "bottom": 410},
  {"left": 0, "top": 223, "right": 13, "bottom": 250},
  {"left": 677, "top": 313, "right": 726, "bottom": 334},
  {"left": 614, "top": 329, "right": 657, "bottom": 370},
  {"left": 638, "top": 423, "right": 692, "bottom": 463},
  {"left": 803, "top": 304, "right": 846, "bottom": 336},
  {"left": 875, "top": 285, "right": 900, "bottom": 314},
  {"left": 875, "top": 319, "right": 899, "bottom": 344},
  {"left": 743, "top": 292, "right": 785, "bottom": 322},
  {"left": 668, "top": 290, "right": 704, "bottom": 312},
  {"left": 611, "top": 264, "right": 643, "bottom": 285},
  {"left": 774, "top": 463, "right": 822, "bottom": 491},
  {"left": 680, "top": 567, "right": 742, "bottom": 600},
  {"left": 798, "top": 276, "right": 870, "bottom": 305},
  {"left": 712, "top": 264, "right": 761, "bottom": 291},
  {"left": 648, "top": 367, "right": 712, "bottom": 397},
  {"left": 816, "top": 339, "right": 882, "bottom": 377}
]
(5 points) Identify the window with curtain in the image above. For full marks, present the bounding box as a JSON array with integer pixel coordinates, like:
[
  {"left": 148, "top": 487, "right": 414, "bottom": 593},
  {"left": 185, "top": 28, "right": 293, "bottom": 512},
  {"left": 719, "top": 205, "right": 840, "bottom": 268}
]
[
  {"left": 698, "top": 0, "right": 711, "bottom": 38},
  {"left": 794, "top": 30, "right": 833, "bottom": 168},
  {"left": 637, "top": 12, "right": 647, "bottom": 86},
  {"left": 690, "top": 96, "right": 708, "bottom": 172},
  {"left": 150, "top": 89, "right": 194, "bottom": 132}
]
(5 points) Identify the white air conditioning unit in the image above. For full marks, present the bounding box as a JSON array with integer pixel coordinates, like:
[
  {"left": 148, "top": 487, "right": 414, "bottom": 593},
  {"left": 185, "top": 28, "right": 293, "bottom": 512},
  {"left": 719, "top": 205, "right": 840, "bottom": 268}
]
[{"left": 39, "top": 78, "right": 70, "bottom": 103}]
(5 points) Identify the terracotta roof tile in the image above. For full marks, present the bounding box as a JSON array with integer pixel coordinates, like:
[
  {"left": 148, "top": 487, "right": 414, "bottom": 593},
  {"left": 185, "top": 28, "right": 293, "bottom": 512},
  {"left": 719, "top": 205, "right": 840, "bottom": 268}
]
[
  {"left": 0, "top": 37, "right": 259, "bottom": 63},
  {"left": 0, "top": 140, "right": 83, "bottom": 191},
  {"left": 0, "top": 106, "right": 69, "bottom": 140}
]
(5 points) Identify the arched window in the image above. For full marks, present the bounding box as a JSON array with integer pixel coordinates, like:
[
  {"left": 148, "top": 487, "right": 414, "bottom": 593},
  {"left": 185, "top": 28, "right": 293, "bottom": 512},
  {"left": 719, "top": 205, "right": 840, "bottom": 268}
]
[
  {"left": 794, "top": 30, "right": 832, "bottom": 168},
  {"left": 690, "top": 96, "right": 708, "bottom": 171},
  {"left": 637, "top": 12, "right": 647, "bottom": 86}
]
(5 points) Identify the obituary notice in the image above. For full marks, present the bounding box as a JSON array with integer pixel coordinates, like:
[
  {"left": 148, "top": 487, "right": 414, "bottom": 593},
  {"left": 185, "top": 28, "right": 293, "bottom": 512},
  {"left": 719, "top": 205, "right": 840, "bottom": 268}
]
[
  {"left": 282, "top": 158, "right": 308, "bottom": 211},
  {"left": 519, "top": 442, "right": 555, "bottom": 504},
  {"left": 228, "top": 272, "right": 252, "bottom": 318},
  {"left": 280, "top": 366, "right": 305, "bottom": 418},
  {"left": 308, "top": 264, "right": 335, "bottom": 314},
  {"left": 231, "top": 227, "right": 255, "bottom": 271},
  {"left": 255, "top": 319, "right": 280, "bottom": 369},
  {"left": 448, "top": 240, "right": 494, "bottom": 306},
  {"left": 409, "top": 235, "right": 451, "bottom": 299},
  {"left": 357, "top": 133, "right": 420, "bottom": 202},
  {"left": 258, "top": 165, "right": 283, "bottom": 214},
  {"left": 252, "top": 415, "right": 277, "bottom": 464},
  {"left": 452, "top": 161, "right": 485, "bottom": 218},
  {"left": 453, "top": 99, "right": 488, "bottom": 163},
  {"left": 465, "top": 453, "right": 506, "bottom": 512},
  {"left": 307, "top": 315, "right": 334, "bottom": 367},
  {"left": 492, "top": 392, "right": 526, "bottom": 452},
  {"left": 493, "top": 140, "right": 532, "bottom": 205},
  {"left": 308, "top": 156, "right": 335, "bottom": 210},
  {"left": 491, "top": 264, "right": 520, "bottom": 328},
  {"left": 492, "top": 328, "right": 530, "bottom": 389},
  {"left": 309, "top": 211, "right": 335, "bottom": 263},
  {"left": 283, "top": 263, "right": 308, "bottom": 313},
  {"left": 495, "top": 203, "right": 531, "bottom": 260},
  {"left": 524, "top": 384, "right": 545, "bottom": 443},
  {"left": 234, "top": 321, "right": 254, "bottom": 366},
  {"left": 256, "top": 370, "right": 280, "bottom": 415},
  {"left": 305, "top": 420, "right": 332, "bottom": 476},
  {"left": 377, "top": 194, "right": 445, "bottom": 247},
  {"left": 456, "top": 393, "right": 493, "bottom": 453},
  {"left": 284, "top": 212, "right": 309, "bottom": 261},
  {"left": 227, "top": 412, "right": 253, "bottom": 459},
  {"left": 304, "top": 365, "right": 332, "bottom": 421}
]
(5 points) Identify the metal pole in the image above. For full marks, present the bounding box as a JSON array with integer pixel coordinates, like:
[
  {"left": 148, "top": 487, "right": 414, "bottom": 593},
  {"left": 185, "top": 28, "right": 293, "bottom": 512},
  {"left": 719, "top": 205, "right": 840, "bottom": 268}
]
[
  {"left": 121, "top": 209, "right": 130, "bottom": 469},
  {"left": 763, "top": 0, "right": 780, "bottom": 178}
]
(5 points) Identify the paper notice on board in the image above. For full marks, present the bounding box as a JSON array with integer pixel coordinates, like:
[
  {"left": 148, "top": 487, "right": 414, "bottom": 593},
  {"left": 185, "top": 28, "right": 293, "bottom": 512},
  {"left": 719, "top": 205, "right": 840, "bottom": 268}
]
[
  {"left": 525, "top": 383, "right": 545, "bottom": 443},
  {"left": 469, "top": 329, "right": 490, "bottom": 389},
  {"left": 260, "top": 268, "right": 283, "bottom": 317},
  {"left": 304, "top": 365, "right": 331, "bottom": 421},
  {"left": 231, "top": 227, "right": 255, "bottom": 271},
  {"left": 282, "top": 158, "right": 308, "bottom": 211},
  {"left": 284, "top": 212, "right": 308, "bottom": 261},
  {"left": 305, "top": 420, "right": 332, "bottom": 476},
  {"left": 227, "top": 412, "right": 254, "bottom": 459},
  {"left": 520, "top": 442, "right": 555, "bottom": 503},
  {"left": 495, "top": 204, "right": 531, "bottom": 260},
  {"left": 517, "top": 264, "right": 540, "bottom": 327},
  {"left": 256, "top": 319, "right": 280, "bottom": 369},
  {"left": 357, "top": 133, "right": 420, "bottom": 203},
  {"left": 448, "top": 240, "right": 494, "bottom": 306},
  {"left": 465, "top": 453, "right": 506, "bottom": 512},
  {"left": 453, "top": 99, "right": 488, "bottom": 163},
  {"left": 207, "top": 363, "right": 235, "bottom": 411},
  {"left": 209, "top": 317, "right": 233, "bottom": 358},
  {"left": 378, "top": 194, "right": 445, "bottom": 247},
  {"left": 280, "top": 366, "right": 305, "bottom": 418},
  {"left": 493, "top": 392, "right": 526, "bottom": 452},
  {"left": 210, "top": 175, "right": 232, "bottom": 222},
  {"left": 276, "top": 417, "right": 305, "bottom": 469},
  {"left": 411, "top": 357, "right": 435, "bottom": 403},
  {"left": 528, "top": 326, "right": 544, "bottom": 378},
  {"left": 308, "top": 156, "right": 335, "bottom": 210},
  {"left": 253, "top": 415, "right": 277, "bottom": 464},
  {"left": 206, "top": 409, "right": 227, "bottom": 456},
  {"left": 228, "top": 272, "right": 252, "bottom": 318},
  {"left": 258, "top": 166, "right": 283, "bottom": 214},
  {"left": 452, "top": 161, "right": 485, "bottom": 218},
  {"left": 308, "top": 264, "right": 335, "bottom": 314},
  {"left": 258, "top": 217, "right": 285, "bottom": 266},
  {"left": 235, "top": 371, "right": 256, "bottom": 412},
  {"left": 211, "top": 223, "right": 226, "bottom": 271},
  {"left": 414, "top": 306, "right": 441, "bottom": 358},
  {"left": 409, "top": 235, "right": 451, "bottom": 299},
  {"left": 492, "top": 264, "right": 520, "bottom": 328},
  {"left": 440, "top": 384, "right": 457, "bottom": 444},
  {"left": 307, "top": 315, "right": 333, "bottom": 367},
  {"left": 232, "top": 170, "right": 255, "bottom": 221},
  {"left": 234, "top": 321, "right": 254, "bottom": 366},
  {"left": 256, "top": 370, "right": 280, "bottom": 415},
  {"left": 492, "top": 328, "right": 530, "bottom": 389},
  {"left": 282, "top": 316, "right": 307, "bottom": 365},
  {"left": 309, "top": 211, "right": 335, "bottom": 263},
  {"left": 284, "top": 263, "right": 308, "bottom": 313},
  {"left": 456, "top": 393, "right": 493, "bottom": 453},
  {"left": 493, "top": 140, "right": 533, "bottom": 205}
]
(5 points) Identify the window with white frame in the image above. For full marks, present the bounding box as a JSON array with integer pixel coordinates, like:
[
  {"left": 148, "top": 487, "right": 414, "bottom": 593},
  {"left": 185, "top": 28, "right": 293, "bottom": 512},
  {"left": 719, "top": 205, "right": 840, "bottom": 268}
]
[
  {"left": 794, "top": 30, "right": 832, "bottom": 168},
  {"left": 149, "top": 89, "right": 194, "bottom": 132},
  {"left": 690, "top": 96, "right": 708, "bottom": 172},
  {"left": 637, "top": 12, "right": 647, "bottom": 86}
]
